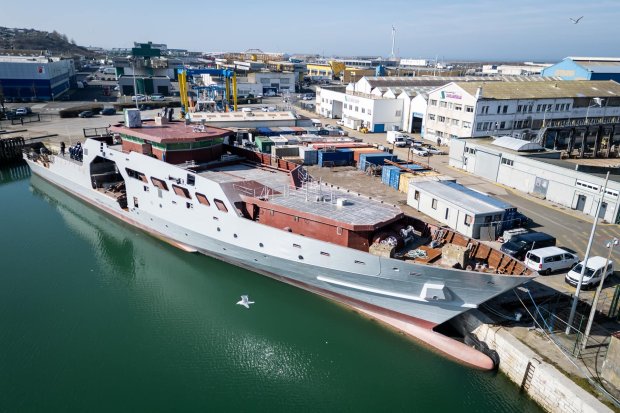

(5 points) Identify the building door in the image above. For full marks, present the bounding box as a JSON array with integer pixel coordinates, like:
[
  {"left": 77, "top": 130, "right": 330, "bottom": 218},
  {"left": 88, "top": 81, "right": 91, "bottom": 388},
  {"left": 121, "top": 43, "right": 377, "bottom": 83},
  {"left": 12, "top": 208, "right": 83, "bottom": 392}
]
[
  {"left": 373, "top": 124, "right": 385, "bottom": 133},
  {"left": 575, "top": 194, "right": 587, "bottom": 212},
  {"left": 599, "top": 202, "right": 608, "bottom": 219}
]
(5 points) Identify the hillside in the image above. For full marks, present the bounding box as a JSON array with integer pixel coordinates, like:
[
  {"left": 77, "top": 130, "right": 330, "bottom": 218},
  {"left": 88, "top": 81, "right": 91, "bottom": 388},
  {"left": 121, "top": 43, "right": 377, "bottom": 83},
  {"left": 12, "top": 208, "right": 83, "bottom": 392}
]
[{"left": 0, "top": 27, "right": 95, "bottom": 56}]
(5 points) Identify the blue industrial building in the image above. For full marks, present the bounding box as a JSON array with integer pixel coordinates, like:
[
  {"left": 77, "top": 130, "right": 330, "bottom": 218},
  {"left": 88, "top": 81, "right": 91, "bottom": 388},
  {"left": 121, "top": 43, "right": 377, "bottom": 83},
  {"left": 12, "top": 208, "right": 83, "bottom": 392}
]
[
  {"left": 0, "top": 56, "right": 74, "bottom": 101},
  {"left": 542, "top": 57, "right": 620, "bottom": 82}
]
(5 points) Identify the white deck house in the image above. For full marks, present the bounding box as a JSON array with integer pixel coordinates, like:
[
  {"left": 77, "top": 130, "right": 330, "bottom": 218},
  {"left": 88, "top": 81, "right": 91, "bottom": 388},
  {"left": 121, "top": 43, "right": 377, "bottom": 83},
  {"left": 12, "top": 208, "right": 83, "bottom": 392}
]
[{"left": 407, "top": 180, "right": 507, "bottom": 239}]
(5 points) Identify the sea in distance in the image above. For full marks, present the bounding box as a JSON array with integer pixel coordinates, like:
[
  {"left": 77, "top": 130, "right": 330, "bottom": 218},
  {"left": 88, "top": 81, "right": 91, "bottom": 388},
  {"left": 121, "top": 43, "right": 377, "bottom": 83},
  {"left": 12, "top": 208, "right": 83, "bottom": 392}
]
[{"left": 0, "top": 163, "right": 541, "bottom": 412}]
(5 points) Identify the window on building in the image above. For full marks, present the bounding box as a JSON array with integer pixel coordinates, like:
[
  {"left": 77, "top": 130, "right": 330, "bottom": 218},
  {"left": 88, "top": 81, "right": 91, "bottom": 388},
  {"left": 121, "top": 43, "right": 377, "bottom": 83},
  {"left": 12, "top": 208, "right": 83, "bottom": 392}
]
[
  {"left": 464, "top": 214, "right": 472, "bottom": 227},
  {"left": 501, "top": 158, "right": 514, "bottom": 166},
  {"left": 445, "top": 208, "right": 449, "bottom": 220},
  {"left": 499, "top": 121, "right": 506, "bottom": 129},
  {"left": 450, "top": 134, "right": 458, "bottom": 139},
  {"left": 480, "top": 106, "right": 489, "bottom": 114},
  {"left": 517, "top": 105, "right": 522, "bottom": 113},
  {"left": 455, "top": 104, "right": 462, "bottom": 111},
  {"left": 502, "top": 105, "right": 508, "bottom": 114},
  {"left": 429, "top": 114, "right": 436, "bottom": 121},
  {"left": 476, "top": 122, "right": 483, "bottom": 131},
  {"left": 187, "top": 174, "right": 195, "bottom": 186},
  {"left": 497, "top": 106, "right": 501, "bottom": 114},
  {"left": 452, "top": 119, "right": 459, "bottom": 126},
  {"left": 536, "top": 104, "right": 542, "bottom": 112},
  {"left": 439, "top": 101, "right": 447, "bottom": 108},
  {"left": 355, "top": 106, "right": 359, "bottom": 112},
  {"left": 438, "top": 116, "right": 445, "bottom": 122},
  {"left": 447, "top": 102, "right": 454, "bottom": 109},
  {"left": 566, "top": 103, "right": 570, "bottom": 111},
  {"left": 395, "top": 110, "right": 402, "bottom": 116},
  {"left": 361, "top": 108, "right": 365, "bottom": 114},
  {"left": 432, "top": 198, "right": 438, "bottom": 209},
  {"left": 430, "top": 99, "right": 438, "bottom": 106},
  {"left": 528, "top": 105, "right": 533, "bottom": 112},
  {"left": 463, "top": 121, "right": 471, "bottom": 129},
  {"left": 368, "top": 109, "right": 372, "bottom": 115},
  {"left": 466, "top": 105, "right": 474, "bottom": 113},
  {"left": 414, "top": 190, "right": 420, "bottom": 201}
]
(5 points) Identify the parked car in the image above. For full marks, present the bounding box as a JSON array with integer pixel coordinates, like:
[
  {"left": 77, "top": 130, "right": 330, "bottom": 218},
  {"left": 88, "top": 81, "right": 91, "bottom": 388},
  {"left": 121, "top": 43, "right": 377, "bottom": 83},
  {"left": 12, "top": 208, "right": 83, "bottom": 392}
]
[
  {"left": 131, "top": 94, "right": 147, "bottom": 102},
  {"left": 15, "top": 107, "right": 29, "bottom": 116},
  {"left": 150, "top": 94, "right": 165, "bottom": 101},
  {"left": 410, "top": 146, "right": 429, "bottom": 156},
  {"left": 565, "top": 257, "right": 615, "bottom": 289},
  {"left": 336, "top": 119, "right": 345, "bottom": 126},
  {"left": 500, "top": 232, "right": 556, "bottom": 260},
  {"left": 425, "top": 145, "right": 444, "bottom": 155},
  {"left": 78, "top": 110, "right": 94, "bottom": 118},
  {"left": 261, "top": 106, "right": 276, "bottom": 112},
  {"left": 100, "top": 108, "right": 116, "bottom": 116},
  {"left": 524, "top": 247, "right": 579, "bottom": 275}
]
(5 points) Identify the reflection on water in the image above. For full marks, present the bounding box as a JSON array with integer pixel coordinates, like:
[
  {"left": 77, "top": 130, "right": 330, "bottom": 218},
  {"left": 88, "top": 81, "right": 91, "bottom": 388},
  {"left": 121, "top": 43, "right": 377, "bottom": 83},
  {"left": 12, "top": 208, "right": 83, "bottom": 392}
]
[
  {"left": 0, "top": 171, "right": 542, "bottom": 412},
  {"left": 0, "top": 161, "right": 30, "bottom": 185}
]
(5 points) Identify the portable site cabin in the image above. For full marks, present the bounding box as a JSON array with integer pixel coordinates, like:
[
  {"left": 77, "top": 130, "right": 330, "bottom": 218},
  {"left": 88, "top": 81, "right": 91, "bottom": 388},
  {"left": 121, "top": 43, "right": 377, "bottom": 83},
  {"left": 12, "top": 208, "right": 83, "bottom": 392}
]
[{"left": 407, "top": 180, "right": 507, "bottom": 240}]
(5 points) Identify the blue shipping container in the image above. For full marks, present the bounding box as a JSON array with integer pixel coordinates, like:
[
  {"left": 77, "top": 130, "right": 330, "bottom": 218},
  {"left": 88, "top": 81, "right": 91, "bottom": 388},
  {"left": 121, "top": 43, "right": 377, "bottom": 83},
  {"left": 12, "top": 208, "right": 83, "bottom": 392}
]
[
  {"left": 318, "top": 150, "right": 352, "bottom": 167},
  {"left": 358, "top": 153, "right": 398, "bottom": 171},
  {"left": 302, "top": 149, "right": 318, "bottom": 165}
]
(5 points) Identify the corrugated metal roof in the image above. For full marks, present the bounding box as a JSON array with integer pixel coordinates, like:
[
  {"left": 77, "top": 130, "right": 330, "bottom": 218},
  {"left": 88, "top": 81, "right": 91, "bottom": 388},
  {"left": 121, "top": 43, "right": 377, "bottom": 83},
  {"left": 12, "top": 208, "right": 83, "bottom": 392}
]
[
  {"left": 363, "top": 75, "right": 562, "bottom": 89},
  {"left": 491, "top": 136, "right": 544, "bottom": 152},
  {"left": 455, "top": 80, "right": 620, "bottom": 100},
  {"left": 412, "top": 180, "right": 507, "bottom": 215}
]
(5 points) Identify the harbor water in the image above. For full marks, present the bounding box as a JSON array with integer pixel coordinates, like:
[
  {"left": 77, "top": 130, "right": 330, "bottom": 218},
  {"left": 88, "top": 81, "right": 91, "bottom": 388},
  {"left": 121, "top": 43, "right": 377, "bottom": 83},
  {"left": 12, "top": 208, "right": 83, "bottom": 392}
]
[{"left": 0, "top": 163, "right": 541, "bottom": 412}]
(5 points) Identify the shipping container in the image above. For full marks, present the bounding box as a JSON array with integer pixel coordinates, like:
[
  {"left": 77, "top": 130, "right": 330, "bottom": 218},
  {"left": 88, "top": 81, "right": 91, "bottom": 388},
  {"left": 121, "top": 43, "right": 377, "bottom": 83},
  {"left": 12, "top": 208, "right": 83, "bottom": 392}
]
[
  {"left": 358, "top": 152, "right": 398, "bottom": 171},
  {"left": 299, "top": 147, "right": 318, "bottom": 165},
  {"left": 318, "top": 149, "right": 353, "bottom": 167},
  {"left": 272, "top": 145, "right": 300, "bottom": 158},
  {"left": 255, "top": 136, "right": 274, "bottom": 153}
]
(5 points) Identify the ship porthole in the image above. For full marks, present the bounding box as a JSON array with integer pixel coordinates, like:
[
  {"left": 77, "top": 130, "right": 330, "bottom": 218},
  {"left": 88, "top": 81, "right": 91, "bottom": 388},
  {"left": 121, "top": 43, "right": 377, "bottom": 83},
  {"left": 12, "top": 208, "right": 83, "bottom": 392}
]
[
  {"left": 259, "top": 243, "right": 264, "bottom": 248},
  {"left": 298, "top": 255, "right": 304, "bottom": 260},
  {"left": 233, "top": 234, "right": 238, "bottom": 238},
  {"left": 217, "top": 227, "right": 221, "bottom": 232}
]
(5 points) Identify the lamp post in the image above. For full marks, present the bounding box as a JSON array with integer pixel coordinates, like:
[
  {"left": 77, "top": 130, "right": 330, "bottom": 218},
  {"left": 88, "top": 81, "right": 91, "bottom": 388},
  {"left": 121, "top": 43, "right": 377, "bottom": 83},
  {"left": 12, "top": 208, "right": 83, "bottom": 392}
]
[
  {"left": 566, "top": 171, "right": 610, "bottom": 334},
  {"left": 581, "top": 237, "right": 618, "bottom": 350},
  {"left": 131, "top": 58, "right": 139, "bottom": 109}
]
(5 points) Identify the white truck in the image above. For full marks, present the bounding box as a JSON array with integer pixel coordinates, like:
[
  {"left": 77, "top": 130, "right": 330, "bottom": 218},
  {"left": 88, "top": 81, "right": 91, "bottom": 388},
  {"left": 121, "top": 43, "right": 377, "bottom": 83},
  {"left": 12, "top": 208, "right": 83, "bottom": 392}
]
[{"left": 386, "top": 131, "right": 409, "bottom": 147}]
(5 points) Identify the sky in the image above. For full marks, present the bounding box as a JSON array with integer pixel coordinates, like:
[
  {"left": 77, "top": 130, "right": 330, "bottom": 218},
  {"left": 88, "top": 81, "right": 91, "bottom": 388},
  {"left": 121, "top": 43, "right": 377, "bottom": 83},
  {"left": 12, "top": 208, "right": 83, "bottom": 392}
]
[{"left": 2, "top": 0, "right": 620, "bottom": 62}]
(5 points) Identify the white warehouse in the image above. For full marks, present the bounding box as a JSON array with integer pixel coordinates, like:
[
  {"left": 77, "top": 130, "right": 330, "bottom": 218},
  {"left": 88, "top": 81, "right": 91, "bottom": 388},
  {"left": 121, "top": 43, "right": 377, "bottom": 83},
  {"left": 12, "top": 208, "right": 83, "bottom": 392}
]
[{"left": 449, "top": 136, "right": 620, "bottom": 224}]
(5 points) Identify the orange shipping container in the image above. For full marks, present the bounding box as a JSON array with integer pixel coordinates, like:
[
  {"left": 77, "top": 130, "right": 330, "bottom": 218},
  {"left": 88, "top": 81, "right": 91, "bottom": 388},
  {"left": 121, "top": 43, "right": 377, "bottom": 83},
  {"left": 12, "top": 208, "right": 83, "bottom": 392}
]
[{"left": 352, "top": 148, "right": 383, "bottom": 163}]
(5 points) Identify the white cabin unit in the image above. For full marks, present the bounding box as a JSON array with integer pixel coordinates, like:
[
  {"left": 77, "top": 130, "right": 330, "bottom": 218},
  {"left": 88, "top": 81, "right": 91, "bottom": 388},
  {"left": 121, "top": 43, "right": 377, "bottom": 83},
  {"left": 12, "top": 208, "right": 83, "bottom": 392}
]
[{"left": 407, "top": 180, "right": 507, "bottom": 239}]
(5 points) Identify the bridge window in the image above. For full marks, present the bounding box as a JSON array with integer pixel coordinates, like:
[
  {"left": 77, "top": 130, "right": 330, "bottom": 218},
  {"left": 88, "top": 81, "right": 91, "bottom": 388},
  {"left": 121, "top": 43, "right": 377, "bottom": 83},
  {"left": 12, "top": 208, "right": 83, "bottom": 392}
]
[
  {"left": 151, "top": 177, "right": 168, "bottom": 191},
  {"left": 172, "top": 184, "right": 191, "bottom": 199},
  {"left": 196, "top": 193, "right": 211, "bottom": 206},
  {"left": 126, "top": 167, "right": 148, "bottom": 183},
  {"left": 214, "top": 199, "right": 228, "bottom": 212}
]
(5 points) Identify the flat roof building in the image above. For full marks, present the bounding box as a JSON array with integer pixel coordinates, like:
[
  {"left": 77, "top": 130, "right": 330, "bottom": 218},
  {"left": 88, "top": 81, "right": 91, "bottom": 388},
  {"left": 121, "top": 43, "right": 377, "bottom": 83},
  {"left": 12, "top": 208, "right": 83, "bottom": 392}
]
[{"left": 0, "top": 55, "right": 74, "bottom": 101}]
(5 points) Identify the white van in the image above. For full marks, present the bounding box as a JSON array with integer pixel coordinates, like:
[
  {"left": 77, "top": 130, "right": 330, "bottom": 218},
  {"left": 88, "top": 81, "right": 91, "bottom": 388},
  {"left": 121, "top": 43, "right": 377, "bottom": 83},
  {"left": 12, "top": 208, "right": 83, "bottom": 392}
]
[
  {"left": 524, "top": 247, "right": 579, "bottom": 275},
  {"left": 386, "top": 131, "right": 408, "bottom": 147},
  {"left": 565, "top": 256, "right": 615, "bottom": 289}
]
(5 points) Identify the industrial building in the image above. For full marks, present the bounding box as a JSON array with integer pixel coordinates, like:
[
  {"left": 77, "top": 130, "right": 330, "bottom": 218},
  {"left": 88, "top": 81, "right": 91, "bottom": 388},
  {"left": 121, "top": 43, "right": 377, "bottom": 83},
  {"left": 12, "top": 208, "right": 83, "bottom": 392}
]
[
  {"left": 541, "top": 57, "right": 620, "bottom": 82},
  {"left": 0, "top": 55, "right": 74, "bottom": 101},
  {"left": 449, "top": 136, "right": 620, "bottom": 223},
  {"left": 407, "top": 180, "right": 511, "bottom": 239},
  {"left": 247, "top": 71, "right": 296, "bottom": 94},
  {"left": 315, "top": 75, "right": 558, "bottom": 134},
  {"left": 424, "top": 80, "right": 620, "bottom": 146},
  {"left": 114, "top": 42, "right": 181, "bottom": 96},
  {"left": 481, "top": 63, "right": 551, "bottom": 76},
  {"left": 188, "top": 111, "right": 310, "bottom": 129}
]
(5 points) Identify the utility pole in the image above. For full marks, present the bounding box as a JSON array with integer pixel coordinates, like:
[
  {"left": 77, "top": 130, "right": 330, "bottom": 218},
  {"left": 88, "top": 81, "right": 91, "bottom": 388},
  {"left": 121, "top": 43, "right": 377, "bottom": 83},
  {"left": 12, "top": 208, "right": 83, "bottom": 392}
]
[
  {"left": 581, "top": 237, "right": 618, "bottom": 349},
  {"left": 566, "top": 171, "right": 610, "bottom": 334}
]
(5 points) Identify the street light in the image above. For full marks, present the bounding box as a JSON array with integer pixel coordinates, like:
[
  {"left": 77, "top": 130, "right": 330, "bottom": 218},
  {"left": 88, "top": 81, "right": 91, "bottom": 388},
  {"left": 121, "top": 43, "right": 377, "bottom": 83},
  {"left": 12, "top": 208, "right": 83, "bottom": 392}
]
[
  {"left": 581, "top": 237, "right": 618, "bottom": 350},
  {"left": 566, "top": 171, "right": 610, "bottom": 334},
  {"left": 131, "top": 58, "right": 139, "bottom": 109}
]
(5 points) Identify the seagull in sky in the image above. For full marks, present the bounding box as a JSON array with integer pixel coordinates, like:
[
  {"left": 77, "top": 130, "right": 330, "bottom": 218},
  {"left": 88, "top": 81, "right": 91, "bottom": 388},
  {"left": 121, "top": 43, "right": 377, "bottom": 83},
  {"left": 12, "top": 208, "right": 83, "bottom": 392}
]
[
  {"left": 236, "top": 295, "right": 255, "bottom": 309},
  {"left": 569, "top": 16, "right": 583, "bottom": 24}
]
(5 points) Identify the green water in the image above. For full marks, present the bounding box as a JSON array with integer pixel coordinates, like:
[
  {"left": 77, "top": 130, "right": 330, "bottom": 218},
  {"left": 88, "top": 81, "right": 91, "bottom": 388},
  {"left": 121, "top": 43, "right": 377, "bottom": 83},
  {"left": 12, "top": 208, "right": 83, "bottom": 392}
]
[{"left": 0, "top": 164, "right": 541, "bottom": 412}]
